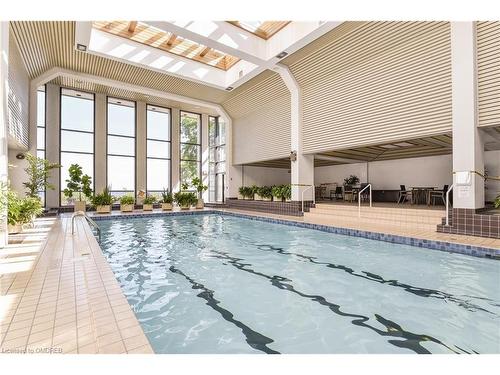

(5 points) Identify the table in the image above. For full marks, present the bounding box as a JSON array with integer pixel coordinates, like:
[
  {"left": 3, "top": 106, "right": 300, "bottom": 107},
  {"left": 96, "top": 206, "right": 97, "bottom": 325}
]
[{"left": 409, "top": 187, "right": 437, "bottom": 205}]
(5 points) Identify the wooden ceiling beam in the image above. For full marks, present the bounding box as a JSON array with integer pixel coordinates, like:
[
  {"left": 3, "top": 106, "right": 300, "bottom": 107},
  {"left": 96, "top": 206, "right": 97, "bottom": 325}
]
[
  {"left": 166, "top": 33, "right": 177, "bottom": 46},
  {"left": 199, "top": 46, "right": 211, "bottom": 57},
  {"left": 128, "top": 21, "right": 138, "bottom": 33}
]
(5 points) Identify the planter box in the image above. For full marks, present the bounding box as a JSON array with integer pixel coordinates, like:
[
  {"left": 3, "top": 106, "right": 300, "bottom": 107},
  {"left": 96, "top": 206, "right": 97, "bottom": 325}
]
[
  {"left": 196, "top": 198, "right": 204, "bottom": 209},
  {"left": 74, "top": 200, "right": 86, "bottom": 212},
  {"left": 262, "top": 196, "right": 272, "bottom": 201},
  {"left": 161, "top": 203, "right": 173, "bottom": 211},
  {"left": 238, "top": 194, "right": 244, "bottom": 200},
  {"left": 254, "top": 193, "right": 262, "bottom": 201},
  {"left": 180, "top": 204, "right": 190, "bottom": 210},
  {"left": 273, "top": 196, "right": 282, "bottom": 202},
  {"left": 8, "top": 223, "right": 22, "bottom": 234},
  {"left": 96, "top": 205, "right": 111, "bottom": 214},
  {"left": 120, "top": 204, "right": 134, "bottom": 212},
  {"left": 143, "top": 204, "right": 153, "bottom": 211}
]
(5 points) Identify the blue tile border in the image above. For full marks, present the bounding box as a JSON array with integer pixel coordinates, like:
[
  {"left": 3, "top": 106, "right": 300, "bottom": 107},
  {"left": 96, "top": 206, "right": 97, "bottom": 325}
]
[{"left": 90, "top": 209, "right": 500, "bottom": 260}]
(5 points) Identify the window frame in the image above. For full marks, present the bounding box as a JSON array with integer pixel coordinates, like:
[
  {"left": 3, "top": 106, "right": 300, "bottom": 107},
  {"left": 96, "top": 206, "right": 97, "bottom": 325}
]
[
  {"left": 208, "top": 115, "right": 226, "bottom": 202},
  {"left": 179, "top": 110, "right": 202, "bottom": 189},
  {"left": 58, "top": 87, "right": 96, "bottom": 207},
  {"left": 146, "top": 104, "right": 172, "bottom": 194},
  {"left": 106, "top": 97, "right": 137, "bottom": 196},
  {"left": 36, "top": 86, "right": 47, "bottom": 207}
]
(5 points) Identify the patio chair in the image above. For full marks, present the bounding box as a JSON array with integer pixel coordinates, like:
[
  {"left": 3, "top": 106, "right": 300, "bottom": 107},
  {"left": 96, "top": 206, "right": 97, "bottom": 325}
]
[
  {"left": 330, "top": 186, "right": 343, "bottom": 200},
  {"left": 359, "top": 183, "right": 369, "bottom": 202},
  {"left": 427, "top": 184, "right": 449, "bottom": 206},
  {"left": 344, "top": 185, "right": 356, "bottom": 202},
  {"left": 397, "top": 185, "right": 412, "bottom": 204}
]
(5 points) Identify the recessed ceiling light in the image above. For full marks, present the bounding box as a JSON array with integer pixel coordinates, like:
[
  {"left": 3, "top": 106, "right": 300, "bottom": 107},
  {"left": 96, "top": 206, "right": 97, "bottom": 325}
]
[
  {"left": 276, "top": 51, "right": 288, "bottom": 59},
  {"left": 117, "top": 101, "right": 122, "bottom": 104},
  {"left": 76, "top": 94, "right": 81, "bottom": 97},
  {"left": 76, "top": 44, "right": 87, "bottom": 52},
  {"left": 225, "top": 87, "right": 233, "bottom": 91}
]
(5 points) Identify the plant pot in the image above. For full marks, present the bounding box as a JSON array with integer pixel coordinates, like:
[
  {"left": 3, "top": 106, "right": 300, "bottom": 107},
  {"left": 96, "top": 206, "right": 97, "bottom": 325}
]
[
  {"left": 262, "top": 196, "right": 272, "bottom": 201},
  {"left": 8, "top": 223, "right": 22, "bottom": 234},
  {"left": 254, "top": 193, "right": 262, "bottom": 201},
  {"left": 161, "top": 203, "right": 173, "bottom": 211},
  {"left": 196, "top": 198, "right": 204, "bottom": 209},
  {"left": 120, "top": 204, "right": 134, "bottom": 212},
  {"left": 74, "top": 200, "right": 86, "bottom": 212},
  {"left": 96, "top": 205, "right": 111, "bottom": 214},
  {"left": 273, "top": 196, "right": 281, "bottom": 202},
  {"left": 244, "top": 196, "right": 253, "bottom": 200},
  {"left": 180, "top": 204, "right": 190, "bottom": 210},
  {"left": 143, "top": 204, "right": 153, "bottom": 211},
  {"left": 238, "top": 194, "right": 244, "bottom": 200},
  {"left": 285, "top": 198, "right": 292, "bottom": 202}
]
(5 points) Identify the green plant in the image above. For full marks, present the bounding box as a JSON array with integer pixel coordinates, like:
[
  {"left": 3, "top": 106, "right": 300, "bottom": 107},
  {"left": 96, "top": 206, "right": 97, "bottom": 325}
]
[
  {"left": 192, "top": 177, "right": 208, "bottom": 197},
  {"left": 160, "top": 189, "right": 173, "bottom": 204},
  {"left": 281, "top": 184, "right": 292, "bottom": 201},
  {"left": 63, "top": 164, "right": 93, "bottom": 201},
  {"left": 181, "top": 182, "right": 190, "bottom": 191},
  {"left": 251, "top": 185, "right": 259, "bottom": 195},
  {"left": 271, "top": 185, "right": 283, "bottom": 200},
  {"left": 343, "top": 175, "right": 360, "bottom": 186},
  {"left": 174, "top": 191, "right": 197, "bottom": 207},
  {"left": 91, "top": 186, "right": 114, "bottom": 206},
  {"left": 6, "top": 189, "right": 21, "bottom": 226},
  {"left": 6, "top": 189, "right": 42, "bottom": 226},
  {"left": 119, "top": 195, "right": 135, "bottom": 205},
  {"left": 257, "top": 186, "right": 273, "bottom": 199},
  {"left": 143, "top": 195, "right": 157, "bottom": 205},
  {"left": 238, "top": 186, "right": 254, "bottom": 199},
  {"left": 494, "top": 194, "right": 500, "bottom": 209},
  {"left": 23, "top": 153, "right": 61, "bottom": 198}
]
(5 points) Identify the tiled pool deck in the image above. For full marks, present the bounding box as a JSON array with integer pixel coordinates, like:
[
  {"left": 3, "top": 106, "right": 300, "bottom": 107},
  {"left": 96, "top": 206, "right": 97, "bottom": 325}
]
[{"left": 1, "top": 207, "right": 499, "bottom": 354}]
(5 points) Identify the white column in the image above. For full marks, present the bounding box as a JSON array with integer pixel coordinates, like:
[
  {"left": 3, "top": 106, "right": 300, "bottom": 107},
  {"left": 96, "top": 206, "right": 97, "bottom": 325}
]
[
  {"left": 451, "top": 22, "right": 484, "bottom": 209},
  {"left": 45, "top": 83, "right": 60, "bottom": 208},
  {"left": 201, "top": 113, "right": 209, "bottom": 201},
  {"left": 136, "top": 101, "right": 146, "bottom": 199},
  {"left": 94, "top": 93, "right": 106, "bottom": 194},
  {"left": 0, "top": 22, "right": 9, "bottom": 247},
  {"left": 171, "top": 107, "right": 180, "bottom": 193},
  {"left": 275, "top": 64, "right": 314, "bottom": 201}
]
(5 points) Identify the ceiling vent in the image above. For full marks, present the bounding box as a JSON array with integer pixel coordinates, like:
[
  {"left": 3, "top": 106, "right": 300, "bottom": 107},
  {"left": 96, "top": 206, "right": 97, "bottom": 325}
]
[
  {"left": 276, "top": 51, "right": 288, "bottom": 59},
  {"left": 76, "top": 43, "right": 87, "bottom": 52},
  {"left": 225, "top": 86, "right": 234, "bottom": 91}
]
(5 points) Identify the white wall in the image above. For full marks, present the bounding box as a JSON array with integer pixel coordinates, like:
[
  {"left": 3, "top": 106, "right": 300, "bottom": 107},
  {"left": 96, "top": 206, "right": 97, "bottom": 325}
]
[{"left": 241, "top": 166, "right": 290, "bottom": 187}]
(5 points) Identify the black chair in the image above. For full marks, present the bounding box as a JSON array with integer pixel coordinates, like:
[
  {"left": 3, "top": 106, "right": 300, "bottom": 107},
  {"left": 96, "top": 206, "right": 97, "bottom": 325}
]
[
  {"left": 344, "top": 185, "right": 356, "bottom": 202},
  {"left": 428, "top": 184, "right": 449, "bottom": 206},
  {"left": 359, "top": 183, "right": 369, "bottom": 202},
  {"left": 330, "top": 186, "right": 343, "bottom": 200},
  {"left": 397, "top": 185, "right": 412, "bottom": 204}
]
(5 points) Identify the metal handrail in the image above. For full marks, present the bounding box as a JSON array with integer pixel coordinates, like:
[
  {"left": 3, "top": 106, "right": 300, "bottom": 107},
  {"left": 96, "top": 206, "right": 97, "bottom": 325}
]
[
  {"left": 358, "top": 184, "right": 372, "bottom": 218},
  {"left": 445, "top": 184, "right": 454, "bottom": 226},
  {"left": 72, "top": 211, "right": 101, "bottom": 243},
  {"left": 300, "top": 185, "right": 315, "bottom": 213}
]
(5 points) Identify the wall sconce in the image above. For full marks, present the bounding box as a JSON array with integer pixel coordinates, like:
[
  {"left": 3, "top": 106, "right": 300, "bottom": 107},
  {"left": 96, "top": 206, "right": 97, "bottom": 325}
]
[{"left": 290, "top": 150, "right": 297, "bottom": 162}]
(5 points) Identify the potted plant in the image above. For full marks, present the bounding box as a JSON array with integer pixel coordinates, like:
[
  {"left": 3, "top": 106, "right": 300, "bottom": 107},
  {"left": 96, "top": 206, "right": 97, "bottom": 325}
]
[
  {"left": 252, "top": 185, "right": 262, "bottom": 201},
  {"left": 494, "top": 193, "right": 500, "bottom": 209},
  {"left": 238, "top": 186, "right": 246, "bottom": 200},
  {"left": 282, "top": 184, "right": 292, "bottom": 202},
  {"left": 63, "top": 164, "right": 92, "bottom": 212},
  {"left": 258, "top": 186, "right": 273, "bottom": 201},
  {"left": 142, "top": 195, "right": 157, "bottom": 211},
  {"left": 174, "top": 191, "right": 197, "bottom": 210},
  {"left": 160, "top": 189, "right": 173, "bottom": 211},
  {"left": 343, "top": 175, "right": 360, "bottom": 186},
  {"left": 271, "top": 185, "right": 283, "bottom": 202},
  {"left": 238, "top": 186, "right": 254, "bottom": 200},
  {"left": 7, "top": 189, "right": 43, "bottom": 233},
  {"left": 22, "top": 152, "right": 60, "bottom": 198},
  {"left": 91, "top": 186, "right": 113, "bottom": 214},
  {"left": 192, "top": 177, "right": 208, "bottom": 209},
  {"left": 119, "top": 195, "right": 135, "bottom": 212}
]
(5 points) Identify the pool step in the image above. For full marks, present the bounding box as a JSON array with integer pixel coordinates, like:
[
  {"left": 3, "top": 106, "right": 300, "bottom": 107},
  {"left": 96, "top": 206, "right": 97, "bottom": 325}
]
[{"left": 309, "top": 208, "right": 443, "bottom": 224}]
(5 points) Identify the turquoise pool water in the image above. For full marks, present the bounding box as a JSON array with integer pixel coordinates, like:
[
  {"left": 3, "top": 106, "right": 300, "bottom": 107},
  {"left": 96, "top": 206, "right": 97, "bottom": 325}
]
[{"left": 98, "top": 214, "right": 500, "bottom": 354}]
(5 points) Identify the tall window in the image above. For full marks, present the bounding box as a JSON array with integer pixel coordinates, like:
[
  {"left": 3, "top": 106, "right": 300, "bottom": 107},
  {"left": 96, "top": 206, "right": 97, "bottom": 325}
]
[
  {"left": 107, "top": 98, "right": 136, "bottom": 197},
  {"left": 60, "top": 88, "right": 94, "bottom": 205},
  {"left": 180, "top": 111, "right": 201, "bottom": 188},
  {"left": 36, "top": 86, "right": 46, "bottom": 205},
  {"left": 208, "top": 116, "right": 226, "bottom": 202},
  {"left": 146, "top": 105, "right": 171, "bottom": 196}
]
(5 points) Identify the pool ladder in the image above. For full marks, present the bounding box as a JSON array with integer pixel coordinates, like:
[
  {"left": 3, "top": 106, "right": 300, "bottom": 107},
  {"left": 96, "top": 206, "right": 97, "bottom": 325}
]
[{"left": 71, "top": 211, "right": 101, "bottom": 244}]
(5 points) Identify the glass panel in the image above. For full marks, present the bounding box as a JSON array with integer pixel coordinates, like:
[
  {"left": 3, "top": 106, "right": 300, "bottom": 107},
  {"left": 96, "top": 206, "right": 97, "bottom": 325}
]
[
  {"left": 61, "top": 95, "right": 94, "bottom": 132},
  {"left": 61, "top": 130, "right": 93, "bottom": 153},
  {"left": 108, "top": 156, "right": 135, "bottom": 192},
  {"left": 147, "top": 158, "right": 170, "bottom": 191},
  {"left": 108, "top": 135, "right": 135, "bottom": 156},
  {"left": 108, "top": 102, "right": 135, "bottom": 136},
  {"left": 216, "top": 173, "right": 225, "bottom": 202},
  {"left": 217, "top": 147, "right": 226, "bottom": 162},
  {"left": 180, "top": 112, "right": 200, "bottom": 144},
  {"left": 219, "top": 119, "right": 226, "bottom": 145},
  {"left": 36, "top": 150, "right": 45, "bottom": 159},
  {"left": 37, "top": 127, "right": 45, "bottom": 150},
  {"left": 60, "top": 152, "right": 94, "bottom": 205},
  {"left": 209, "top": 147, "right": 216, "bottom": 163},
  {"left": 180, "top": 160, "right": 199, "bottom": 186},
  {"left": 209, "top": 162, "right": 215, "bottom": 175},
  {"left": 37, "top": 91, "right": 45, "bottom": 127},
  {"left": 208, "top": 116, "right": 216, "bottom": 147},
  {"left": 147, "top": 109, "right": 170, "bottom": 141},
  {"left": 38, "top": 191, "right": 45, "bottom": 207},
  {"left": 147, "top": 140, "right": 170, "bottom": 159},
  {"left": 208, "top": 174, "right": 215, "bottom": 202},
  {"left": 181, "top": 143, "right": 200, "bottom": 161},
  {"left": 216, "top": 162, "right": 226, "bottom": 174}
]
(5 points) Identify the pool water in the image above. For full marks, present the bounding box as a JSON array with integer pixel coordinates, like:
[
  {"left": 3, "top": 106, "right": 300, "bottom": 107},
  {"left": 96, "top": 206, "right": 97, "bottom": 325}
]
[{"left": 98, "top": 214, "right": 500, "bottom": 354}]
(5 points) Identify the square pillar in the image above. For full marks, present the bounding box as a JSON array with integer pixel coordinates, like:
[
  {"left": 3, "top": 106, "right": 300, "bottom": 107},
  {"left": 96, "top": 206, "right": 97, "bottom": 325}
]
[
  {"left": 94, "top": 93, "right": 107, "bottom": 194},
  {"left": 201, "top": 113, "right": 209, "bottom": 201},
  {"left": 451, "top": 22, "right": 485, "bottom": 209},
  {"left": 171, "top": 107, "right": 180, "bottom": 193},
  {"left": 0, "top": 22, "right": 9, "bottom": 247},
  {"left": 45, "top": 83, "right": 60, "bottom": 208},
  {"left": 136, "top": 101, "right": 147, "bottom": 198}
]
